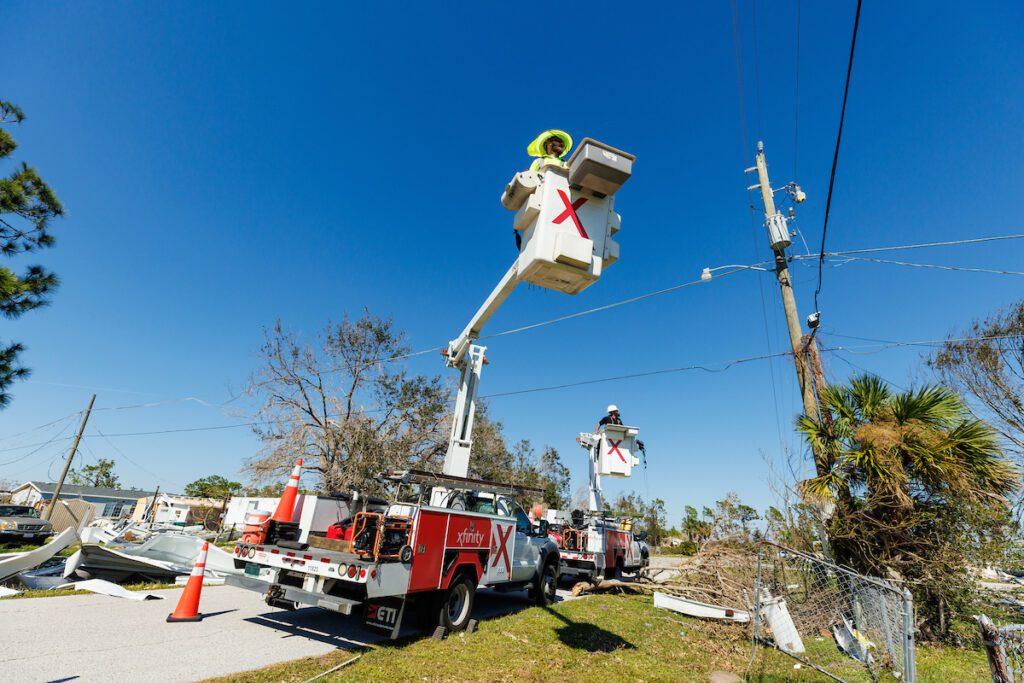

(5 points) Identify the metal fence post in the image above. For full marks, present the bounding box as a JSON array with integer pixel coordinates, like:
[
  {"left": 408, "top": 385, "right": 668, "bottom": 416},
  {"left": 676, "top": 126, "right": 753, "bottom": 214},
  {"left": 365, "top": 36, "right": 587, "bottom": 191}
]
[
  {"left": 902, "top": 588, "right": 917, "bottom": 683},
  {"left": 753, "top": 543, "right": 764, "bottom": 644}
]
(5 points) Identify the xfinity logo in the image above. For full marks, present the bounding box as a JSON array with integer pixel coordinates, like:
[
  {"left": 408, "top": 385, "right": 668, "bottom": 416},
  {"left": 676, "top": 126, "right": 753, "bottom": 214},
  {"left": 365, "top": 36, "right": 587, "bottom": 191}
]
[{"left": 456, "top": 522, "right": 484, "bottom": 546}]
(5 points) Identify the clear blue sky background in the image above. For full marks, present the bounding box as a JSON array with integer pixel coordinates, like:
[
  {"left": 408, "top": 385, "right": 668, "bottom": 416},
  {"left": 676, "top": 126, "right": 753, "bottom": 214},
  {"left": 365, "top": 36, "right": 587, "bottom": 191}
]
[{"left": 2, "top": 2, "right": 1022, "bottom": 527}]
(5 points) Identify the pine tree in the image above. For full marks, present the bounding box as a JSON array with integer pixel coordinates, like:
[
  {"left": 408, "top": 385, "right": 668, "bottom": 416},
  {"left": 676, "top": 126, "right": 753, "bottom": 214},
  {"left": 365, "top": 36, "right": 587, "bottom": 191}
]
[{"left": 0, "top": 101, "right": 64, "bottom": 407}]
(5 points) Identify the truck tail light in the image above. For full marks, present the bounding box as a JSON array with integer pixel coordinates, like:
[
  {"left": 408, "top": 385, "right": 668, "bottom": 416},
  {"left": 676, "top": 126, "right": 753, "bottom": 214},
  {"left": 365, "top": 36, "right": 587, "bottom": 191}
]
[
  {"left": 347, "top": 565, "right": 357, "bottom": 578},
  {"left": 359, "top": 568, "right": 366, "bottom": 579},
  {"left": 233, "top": 546, "right": 240, "bottom": 556},
  {"left": 247, "top": 547, "right": 256, "bottom": 559}
]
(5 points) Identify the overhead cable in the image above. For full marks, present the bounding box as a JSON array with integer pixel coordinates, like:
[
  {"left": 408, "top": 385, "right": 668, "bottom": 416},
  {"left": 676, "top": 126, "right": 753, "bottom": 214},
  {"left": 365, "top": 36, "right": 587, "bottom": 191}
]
[
  {"left": 813, "top": 0, "right": 864, "bottom": 313},
  {"left": 825, "top": 256, "right": 1024, "bottom": 277},
  {"left": 795, "top": 234, "right": 1024, "bottom": 258}
]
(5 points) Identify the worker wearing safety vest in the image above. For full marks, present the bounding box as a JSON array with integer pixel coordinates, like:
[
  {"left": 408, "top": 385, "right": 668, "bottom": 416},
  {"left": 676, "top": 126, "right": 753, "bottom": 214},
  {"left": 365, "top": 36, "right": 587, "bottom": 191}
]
[
  {"left": 527, "top": 129, "right": 573, "bottom": 172},
  {"left": 515, "top": 130, "right": 575, "bottom": 250}
]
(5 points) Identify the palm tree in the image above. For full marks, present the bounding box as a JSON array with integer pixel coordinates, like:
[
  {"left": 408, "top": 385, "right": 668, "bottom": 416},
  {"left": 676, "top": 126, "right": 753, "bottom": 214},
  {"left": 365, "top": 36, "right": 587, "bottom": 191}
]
[
  {"left": 796, "top": 374, "right": 1019, "bottom": 636},
  {"left": 798, "top": 375, "right": 1017, "bottom": 509}
]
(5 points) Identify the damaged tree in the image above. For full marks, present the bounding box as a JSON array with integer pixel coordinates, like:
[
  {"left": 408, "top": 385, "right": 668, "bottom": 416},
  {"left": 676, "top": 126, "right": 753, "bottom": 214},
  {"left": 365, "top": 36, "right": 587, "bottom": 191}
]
[
  {"left": 246, "top": 311, "right": 448, "bottom": 493},
  {"left": 797, "top": 374, "right": 1019, "bottom": 639},
  {"left": 932, "top": 300, "right": 1024, "bottom": 464}
]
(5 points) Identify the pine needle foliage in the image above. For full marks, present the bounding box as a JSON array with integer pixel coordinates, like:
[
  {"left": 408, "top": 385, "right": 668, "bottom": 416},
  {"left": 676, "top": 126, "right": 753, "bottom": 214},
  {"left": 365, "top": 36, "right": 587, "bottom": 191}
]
[{"left": 0, "top": 100, "right": 64, "bottom": 407}]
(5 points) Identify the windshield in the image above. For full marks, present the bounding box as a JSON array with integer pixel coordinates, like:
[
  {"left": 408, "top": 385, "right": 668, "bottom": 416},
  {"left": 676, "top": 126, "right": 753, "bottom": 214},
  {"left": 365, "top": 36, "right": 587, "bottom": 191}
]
[{"left": 0, "top": 505, "right": 39, "bottom": 518}]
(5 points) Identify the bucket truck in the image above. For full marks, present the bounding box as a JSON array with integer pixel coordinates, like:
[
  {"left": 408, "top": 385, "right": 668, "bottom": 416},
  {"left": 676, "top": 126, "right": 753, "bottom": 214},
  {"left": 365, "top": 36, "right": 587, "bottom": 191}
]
[
  {"left": 550, "top": 425, "right": 650, "bottom": 582},
  {"left": 225, "top": 138, "right": 635, "bottom": 637}
]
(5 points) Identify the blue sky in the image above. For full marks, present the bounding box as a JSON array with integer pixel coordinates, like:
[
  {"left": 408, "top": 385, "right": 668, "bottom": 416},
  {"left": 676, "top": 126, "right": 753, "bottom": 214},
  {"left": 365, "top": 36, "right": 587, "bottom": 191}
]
[{"left": 1, "top": 2, "right": 1022, "bottom": 527}]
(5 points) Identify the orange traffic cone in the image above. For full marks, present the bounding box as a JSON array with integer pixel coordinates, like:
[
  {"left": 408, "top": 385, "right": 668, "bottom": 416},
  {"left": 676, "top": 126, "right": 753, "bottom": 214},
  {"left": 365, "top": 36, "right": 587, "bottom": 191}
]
[
  {"left": 271, "top": 457, "right": 303, "bottom": 522},
  {"left": 167, "top": 541, "right": 208, "bottom": 623}
]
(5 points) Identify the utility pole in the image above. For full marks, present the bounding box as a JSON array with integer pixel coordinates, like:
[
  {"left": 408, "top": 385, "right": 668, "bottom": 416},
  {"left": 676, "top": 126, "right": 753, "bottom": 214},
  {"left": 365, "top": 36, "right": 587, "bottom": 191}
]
[
  {"left": 44, "top": 394, "right": 96, "bottom": 521},
  {"left": 747, "top": 142, "right": 829, "bottom": 477}
]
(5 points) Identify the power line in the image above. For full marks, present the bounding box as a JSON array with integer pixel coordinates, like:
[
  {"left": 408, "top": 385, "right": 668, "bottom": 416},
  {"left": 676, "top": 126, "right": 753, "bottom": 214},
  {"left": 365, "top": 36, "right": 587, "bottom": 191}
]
[
  {"left": 751, "top": 0, "right": 764, "bottom": 137},
  {"left": 480, "top": 334, "right": 1021, "bottom": 400},
  {"left": 88, "top": 422, "right": 259, "bottom": 437},
  {"left": 729, "top": 0, "right": 750, "bottom": 154},
  {"left": 795, "top": 234, "right": 1024, "bottom": 258},
  {"left": 481, "top": 351, "right": 789, "bottom": 399},
  {"left": 793, "top": 0, "right": 801, "bottom": 178},
  {"left": 813, "top": 0, "right": 864, "bottom": 314},
  {"left": 8, "top": 333, "right": 1019, "bottom": 441},
  {"left": 93, "top": 428, "right": 187, "bottom": 489},
  {"left": 0, "top": 411, "right": 80, "bottom": 443},
  {"left": 0, "top": 419, "right": 76, "bottom": 466},
  {"left": 825, "top": 256, "right": 1024, "bottom": 277},
  {"left": 481, "top": 267, "right": 751, "bottom": 342}
]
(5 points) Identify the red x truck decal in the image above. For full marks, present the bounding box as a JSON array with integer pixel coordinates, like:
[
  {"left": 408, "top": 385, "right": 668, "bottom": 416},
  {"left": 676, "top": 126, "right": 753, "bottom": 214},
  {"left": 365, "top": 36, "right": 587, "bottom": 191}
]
[
  {"left": 553, "top": 190, "right": 589, "bottom": 239},
  {"left": 491, "top": 524, "right": 513, "bottom": 575},
  {"left": 607, "top": 439, "right": 626, "bottom": 463}
]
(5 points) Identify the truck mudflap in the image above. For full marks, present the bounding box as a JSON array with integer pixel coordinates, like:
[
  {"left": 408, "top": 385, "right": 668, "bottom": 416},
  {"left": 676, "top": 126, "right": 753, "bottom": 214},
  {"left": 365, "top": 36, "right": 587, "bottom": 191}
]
[
  {"left": 224, "top": 574, "right": 361, "bottom": 615},
  {"left": 364, "top": 595, "right": 407, "bottom": 639}
]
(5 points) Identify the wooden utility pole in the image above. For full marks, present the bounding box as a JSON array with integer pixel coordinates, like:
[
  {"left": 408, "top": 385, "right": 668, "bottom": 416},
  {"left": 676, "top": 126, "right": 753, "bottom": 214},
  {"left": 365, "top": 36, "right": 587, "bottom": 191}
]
[
  {"left": 44, "top": 393, "right": 96, "bottom": 521},
  {"left": 748, "top": 142, "right": 829, "bottom": 476}
]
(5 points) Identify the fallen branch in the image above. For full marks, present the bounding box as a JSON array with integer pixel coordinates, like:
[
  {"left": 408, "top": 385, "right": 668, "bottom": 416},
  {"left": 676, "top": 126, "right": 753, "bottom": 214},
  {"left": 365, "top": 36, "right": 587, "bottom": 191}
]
[
  {"left": 571, "top": 579, "right": 650, "bottom": 596},
  {"left": 300, "top": 653, "right": 362, "bottom": 683}
]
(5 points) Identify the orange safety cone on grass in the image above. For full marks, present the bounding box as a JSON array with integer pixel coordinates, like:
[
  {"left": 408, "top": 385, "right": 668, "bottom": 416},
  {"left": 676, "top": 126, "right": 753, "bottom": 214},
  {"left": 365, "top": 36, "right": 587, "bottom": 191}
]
[
  {"left": 271, "top": 457, "right": 303, "bottom": 522},
  {"left": 167, "top": 541, "right": 209, "bottom": 623}
]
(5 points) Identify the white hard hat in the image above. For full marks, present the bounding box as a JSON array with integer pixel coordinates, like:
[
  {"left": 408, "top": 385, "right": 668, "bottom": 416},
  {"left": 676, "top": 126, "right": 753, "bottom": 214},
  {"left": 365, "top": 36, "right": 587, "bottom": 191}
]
[{"left": 607, "top": 404, "right": 618, "bottom": 413}]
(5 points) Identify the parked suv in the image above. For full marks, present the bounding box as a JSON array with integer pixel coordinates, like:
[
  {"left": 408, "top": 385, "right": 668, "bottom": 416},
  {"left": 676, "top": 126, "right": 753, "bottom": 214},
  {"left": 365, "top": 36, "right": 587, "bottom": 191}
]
[{"left": 0, "top": 505, "right": 53, "bottom": 543}]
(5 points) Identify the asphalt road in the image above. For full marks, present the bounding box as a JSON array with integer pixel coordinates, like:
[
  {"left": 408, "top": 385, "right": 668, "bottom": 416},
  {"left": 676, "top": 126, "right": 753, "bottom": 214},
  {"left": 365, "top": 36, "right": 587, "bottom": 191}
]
[{"left": 1, "top": 584, "right": 576, "bottom": 682}]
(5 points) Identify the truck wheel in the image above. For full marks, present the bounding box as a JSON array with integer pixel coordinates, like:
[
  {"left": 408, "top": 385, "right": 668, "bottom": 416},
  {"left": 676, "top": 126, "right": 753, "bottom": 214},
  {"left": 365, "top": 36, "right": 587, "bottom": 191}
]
[
  {"left": 533, "top": 563, "right": 557, "bottom": 606},
  {"left": 437, "top": 575, "right": 475, "bottom": 631}
]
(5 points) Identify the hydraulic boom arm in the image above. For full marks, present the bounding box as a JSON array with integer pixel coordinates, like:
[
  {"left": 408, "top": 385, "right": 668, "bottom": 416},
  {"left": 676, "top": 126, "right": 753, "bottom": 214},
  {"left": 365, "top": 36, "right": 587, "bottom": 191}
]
[{"left": 442, "top": 259, "right": 522, "bottom": 478}]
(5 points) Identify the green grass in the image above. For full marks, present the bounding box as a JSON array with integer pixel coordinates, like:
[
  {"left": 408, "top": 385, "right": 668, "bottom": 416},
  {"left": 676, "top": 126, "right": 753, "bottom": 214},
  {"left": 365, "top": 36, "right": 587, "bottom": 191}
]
[
  {"left": 202, "top": 594, "right": 988, "bottom": 682},
  {"left": 0, "top": 541, "right": 80, "bottom": 557}
]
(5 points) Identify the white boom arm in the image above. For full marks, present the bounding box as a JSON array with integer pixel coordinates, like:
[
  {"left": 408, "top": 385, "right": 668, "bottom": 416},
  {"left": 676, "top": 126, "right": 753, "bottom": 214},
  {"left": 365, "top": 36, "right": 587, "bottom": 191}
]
[
  {"left": 578, "top": 433, "right": 605, "bottom": 511},
  {"left": 442, "top": 259, "right": 522, "bottom": 478},
  {"left": 446, "top": 260, "right": 520, "bottom": 366}
]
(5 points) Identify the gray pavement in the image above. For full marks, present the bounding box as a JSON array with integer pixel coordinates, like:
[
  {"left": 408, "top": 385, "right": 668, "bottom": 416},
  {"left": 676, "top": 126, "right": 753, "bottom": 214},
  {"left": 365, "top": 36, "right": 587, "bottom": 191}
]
[{"left": 1, "top": 584, "right": 575, "bottom": 682}]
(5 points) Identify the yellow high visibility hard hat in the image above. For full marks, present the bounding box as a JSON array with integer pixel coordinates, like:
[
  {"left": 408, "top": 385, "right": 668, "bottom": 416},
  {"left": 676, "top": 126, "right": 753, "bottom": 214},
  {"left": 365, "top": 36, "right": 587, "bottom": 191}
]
[{"left": 527, "top": 129, "right": 573, "bottom": 158}]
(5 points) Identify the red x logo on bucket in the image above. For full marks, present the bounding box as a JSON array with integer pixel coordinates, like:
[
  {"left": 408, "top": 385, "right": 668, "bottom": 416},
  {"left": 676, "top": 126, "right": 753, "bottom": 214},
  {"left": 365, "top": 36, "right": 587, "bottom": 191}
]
[
  {"left": 491, "top": 524, "right": 513, "bottom": 574},
  {"left": 553, "top": 190, "right": 589, "bottom": 239},
  {"left": 607, "top": 439, "right": 626, "bottom": 463}
]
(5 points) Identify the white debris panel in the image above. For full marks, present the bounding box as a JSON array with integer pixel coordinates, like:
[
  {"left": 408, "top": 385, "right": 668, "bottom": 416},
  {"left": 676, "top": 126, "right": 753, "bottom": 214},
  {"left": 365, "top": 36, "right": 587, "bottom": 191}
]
[
  {"left": 73, "top": 579, "right": 166, "bottom": 601},
  {"left": 0, "top": 528, "right": 77, "bottom": 582}
]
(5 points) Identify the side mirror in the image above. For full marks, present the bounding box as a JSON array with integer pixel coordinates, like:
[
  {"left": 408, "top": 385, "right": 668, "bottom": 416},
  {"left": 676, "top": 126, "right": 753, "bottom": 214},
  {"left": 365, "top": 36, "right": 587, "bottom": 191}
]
[{"left": 537, "top": 520, "right": 549, "bottom": 536}]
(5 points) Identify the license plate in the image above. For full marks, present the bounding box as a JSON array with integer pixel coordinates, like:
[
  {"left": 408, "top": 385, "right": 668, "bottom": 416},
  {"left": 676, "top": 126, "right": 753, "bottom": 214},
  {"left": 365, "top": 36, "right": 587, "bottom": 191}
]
[{"left": 244, "top": 562, "right": 260, "bottom": 577}]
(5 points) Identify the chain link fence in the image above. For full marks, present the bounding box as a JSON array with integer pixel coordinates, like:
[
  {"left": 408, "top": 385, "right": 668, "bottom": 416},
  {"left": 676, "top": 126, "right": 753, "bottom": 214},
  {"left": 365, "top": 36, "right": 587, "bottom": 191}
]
[
  {"left": 976, "top": 614, "right": 1024, "bottom": 682},
  {"left": 754, "top": 542, "right": 916, "bottom": 682}
]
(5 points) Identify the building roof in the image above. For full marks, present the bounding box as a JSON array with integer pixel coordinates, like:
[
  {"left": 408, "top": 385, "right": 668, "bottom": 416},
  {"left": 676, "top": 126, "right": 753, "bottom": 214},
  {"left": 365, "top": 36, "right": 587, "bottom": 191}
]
[{"left": 23, "top": 481, "right": 156, "bottom": 500}]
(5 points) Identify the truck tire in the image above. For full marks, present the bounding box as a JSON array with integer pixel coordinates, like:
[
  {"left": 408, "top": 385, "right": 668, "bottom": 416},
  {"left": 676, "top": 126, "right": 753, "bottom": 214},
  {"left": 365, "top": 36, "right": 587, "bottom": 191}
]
[
  {"left": 435, "top": 574, "right": 475, "bottom": 632},
  {"left": 533, "top": 562, "right": 557, "bottom": 606}
]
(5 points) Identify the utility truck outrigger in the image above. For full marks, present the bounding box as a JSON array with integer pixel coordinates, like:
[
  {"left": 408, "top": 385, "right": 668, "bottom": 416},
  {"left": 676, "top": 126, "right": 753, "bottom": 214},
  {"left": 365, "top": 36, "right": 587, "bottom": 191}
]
[{"left": 226, "top": 136, "right": 635, "bottom": 637}]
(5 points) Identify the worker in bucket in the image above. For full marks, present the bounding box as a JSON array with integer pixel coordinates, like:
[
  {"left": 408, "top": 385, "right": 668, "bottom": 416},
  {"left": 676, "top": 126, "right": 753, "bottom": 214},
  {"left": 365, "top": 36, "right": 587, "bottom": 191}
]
[
  {"left": 514, "top": 129, "right": 574, "bottom": 250},
  {"left": 527, "top": 129, "right": 573, "bottom": 172},
  {"left": 595, "top": 404, "right": 623, "bottom": 432}
]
